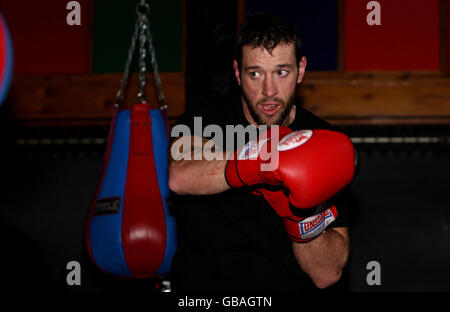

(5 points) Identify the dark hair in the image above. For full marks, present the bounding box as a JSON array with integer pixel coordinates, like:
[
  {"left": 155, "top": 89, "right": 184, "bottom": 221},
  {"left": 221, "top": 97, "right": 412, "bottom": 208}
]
[{"left": 235, "top": 11, "right": 302, "bottom": 69}]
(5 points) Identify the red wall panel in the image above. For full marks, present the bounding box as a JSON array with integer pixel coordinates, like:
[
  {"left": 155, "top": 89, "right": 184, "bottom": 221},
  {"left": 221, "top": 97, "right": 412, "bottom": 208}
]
[
  {"left": 0, "top": 0, "right": 90, "bottom": 75},
  {"left": 447, "top": 0, "right": 450, "bottom": 72},
  {"left": 345, "top": 0, "right": 440, "bottom": 71}
]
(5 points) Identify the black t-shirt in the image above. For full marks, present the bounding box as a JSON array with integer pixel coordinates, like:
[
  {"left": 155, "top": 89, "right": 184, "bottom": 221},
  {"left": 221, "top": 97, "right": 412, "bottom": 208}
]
[{"left": 169, "top": 95, "right": 351, "bottom": 293}]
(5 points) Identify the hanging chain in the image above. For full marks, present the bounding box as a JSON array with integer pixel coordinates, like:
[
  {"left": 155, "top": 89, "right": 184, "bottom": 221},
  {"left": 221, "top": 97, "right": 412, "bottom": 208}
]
[
  {"left": 137, "top": 6, "right": 148, "bottom": 103},
  {"left": 115, "top": 0, "right": 167, "bottom": 110},
  {"left": 115, "top": 19, "right": 140, "bottom": 108},
  {"left": 145, "top": 15, "right": 167, "bottom": 109}
]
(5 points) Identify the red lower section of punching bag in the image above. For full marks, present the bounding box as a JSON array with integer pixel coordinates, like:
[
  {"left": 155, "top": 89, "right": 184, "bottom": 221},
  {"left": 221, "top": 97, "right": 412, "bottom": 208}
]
[
  {"left": 121, "top": 103, "right": 167, "bottom": 276},
  {"left": 86, "top": 102, "right": 177, "bottom": 278}
]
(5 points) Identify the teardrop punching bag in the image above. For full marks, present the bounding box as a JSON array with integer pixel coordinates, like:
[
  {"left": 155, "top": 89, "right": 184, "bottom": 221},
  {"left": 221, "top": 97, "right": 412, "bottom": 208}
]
[
  {"left": 85, "top": 2, "right": 176, "bottom": 278},
  {"left": 0, "top": 12, "right": 13, "bottom": 107}
]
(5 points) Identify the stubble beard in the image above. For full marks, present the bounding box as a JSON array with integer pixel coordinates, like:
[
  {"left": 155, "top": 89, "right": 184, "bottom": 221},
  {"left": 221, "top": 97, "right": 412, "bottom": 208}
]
[{"left": 241, "top": 89, "right": 295, "bottom": 126}]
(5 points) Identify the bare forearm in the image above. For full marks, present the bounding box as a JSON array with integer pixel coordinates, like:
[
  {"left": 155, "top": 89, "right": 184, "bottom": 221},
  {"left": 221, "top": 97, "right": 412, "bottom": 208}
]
[
  {"left": 168, "top": 136, "right": 231, "bottom": 195},
  {"left": 292, "top": 227, "right": 349, "bottom": 289},
  {"left": 169, "top": 158, "right": 230, "bottom": 195}
]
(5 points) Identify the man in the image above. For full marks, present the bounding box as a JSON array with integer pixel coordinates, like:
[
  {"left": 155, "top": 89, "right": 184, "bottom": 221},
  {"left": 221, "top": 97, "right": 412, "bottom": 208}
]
[{"left": 168, "top": 12, "right": 354, "bottom": 293}]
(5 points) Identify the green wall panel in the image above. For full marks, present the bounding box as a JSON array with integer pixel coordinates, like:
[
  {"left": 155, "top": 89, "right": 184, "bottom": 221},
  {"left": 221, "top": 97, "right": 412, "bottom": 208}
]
[{"left": 93, "top": 0, "right": 183, "bottom": 73}]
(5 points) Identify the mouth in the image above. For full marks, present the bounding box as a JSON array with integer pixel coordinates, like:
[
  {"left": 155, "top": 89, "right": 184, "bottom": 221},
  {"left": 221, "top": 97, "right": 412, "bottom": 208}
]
[{"left": 259, "top": 102, "right": 281, "bottom": 115}]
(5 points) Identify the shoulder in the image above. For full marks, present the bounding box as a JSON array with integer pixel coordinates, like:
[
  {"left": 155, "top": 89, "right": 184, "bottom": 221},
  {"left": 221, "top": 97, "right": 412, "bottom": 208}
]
[{"left": 290, "top": 107, "right": 336, "bottom": 131}]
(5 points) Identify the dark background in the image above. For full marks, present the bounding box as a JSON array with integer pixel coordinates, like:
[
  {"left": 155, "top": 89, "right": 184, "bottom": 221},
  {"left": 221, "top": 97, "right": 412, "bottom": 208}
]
[{"left": 0, "top": 0, "right": 449, "bottom": 294}]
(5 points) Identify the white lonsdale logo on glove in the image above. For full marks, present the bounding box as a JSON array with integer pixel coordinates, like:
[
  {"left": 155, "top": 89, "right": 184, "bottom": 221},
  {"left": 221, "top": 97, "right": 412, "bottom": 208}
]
[
  {"left": 298, "top": 207, "right": 337, "bottom": 240},
  {"left": 238, "top": 138, "right": 270, "bottom": 160},
  {"left": 277, "top": 130, "right": 313, "bottom": 151}
]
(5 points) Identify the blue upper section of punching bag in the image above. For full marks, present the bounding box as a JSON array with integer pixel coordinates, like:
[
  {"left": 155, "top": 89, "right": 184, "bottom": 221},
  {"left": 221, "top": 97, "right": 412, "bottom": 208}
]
[
  {"left": 0, "top": 13, "right": 14, "bottom": 107},
  {"left": 89, "top": 110, "right": 132, "bottom": 276},
  {"left": 88, "top": 108, "right": 177, "bottom": 277}
]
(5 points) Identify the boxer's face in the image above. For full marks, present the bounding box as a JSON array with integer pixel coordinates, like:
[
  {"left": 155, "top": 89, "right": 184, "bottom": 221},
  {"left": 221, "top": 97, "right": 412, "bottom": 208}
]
[{"left": 234, "top": 43, "right": 306, "bottom": 126}]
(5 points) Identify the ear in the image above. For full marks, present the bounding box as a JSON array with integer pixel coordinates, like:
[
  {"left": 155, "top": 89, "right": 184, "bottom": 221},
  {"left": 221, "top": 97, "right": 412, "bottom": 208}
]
[
  {"left": 233, "top": 60, "right": 241, "bottom": 86},
  {"left": 296, "top": 56, "right": 307, "bottom": 84}
]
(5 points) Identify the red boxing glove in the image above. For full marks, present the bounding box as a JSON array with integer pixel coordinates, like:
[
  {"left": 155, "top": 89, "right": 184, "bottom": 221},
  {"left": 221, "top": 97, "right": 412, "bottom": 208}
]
[
  {"left": 225, "top": 126, "right": 292, "bottom": 187},
  {"left": 256, "top": 188, "right": 338, "bottom": 243},
  {"left": 225, "top": 127, "right": 356, "bottom": 209}
]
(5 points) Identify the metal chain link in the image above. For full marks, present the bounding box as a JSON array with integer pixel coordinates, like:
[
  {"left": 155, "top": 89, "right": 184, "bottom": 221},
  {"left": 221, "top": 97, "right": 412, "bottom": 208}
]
[
  {"left": 145, "top": 16, "right": 167, "bottom": 109},
  {"left": 115, "top": 19, "right": 140, "bottom": 108},
  {"left": 137, "top": 12, "right": 148, "bottom": 103},
  {"left": 115, "top": 0, "right": 167, "bottom": 110}
]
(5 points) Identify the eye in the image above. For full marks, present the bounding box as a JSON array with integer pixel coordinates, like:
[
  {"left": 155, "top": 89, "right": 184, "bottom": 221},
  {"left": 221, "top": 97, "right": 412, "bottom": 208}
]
[
  {"left": 249, "top": 71, "right": 261, "bottom": 79},
  {"left": 278, "top": 70, "right": 289, "bottom": 77}
]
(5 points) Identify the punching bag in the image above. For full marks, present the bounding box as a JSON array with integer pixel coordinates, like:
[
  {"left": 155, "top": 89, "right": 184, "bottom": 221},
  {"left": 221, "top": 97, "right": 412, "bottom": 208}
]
[
  {"left": 85, "top": 103, "right": 176, "bottom": 277},
  {"left": 0, "top": 12, "right": 13, "bottom": 106}
]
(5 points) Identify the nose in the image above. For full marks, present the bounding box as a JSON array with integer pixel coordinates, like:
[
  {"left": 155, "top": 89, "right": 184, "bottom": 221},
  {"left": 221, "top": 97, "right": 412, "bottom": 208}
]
[{"left": 262, "top": 75, "right": 278, "bottom": 98}]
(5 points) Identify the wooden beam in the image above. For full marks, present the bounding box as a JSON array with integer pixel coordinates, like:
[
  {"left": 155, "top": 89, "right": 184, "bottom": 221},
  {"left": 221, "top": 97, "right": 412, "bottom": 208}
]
[
  {"left": 5, "top": 71, "right": 450, "bottom": 127},
  {"left": 298, "top": 71, "right": 450, "bottom": 125},
  {"left": 4, "top": 73, "right": 185, "bottom": 126}
]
